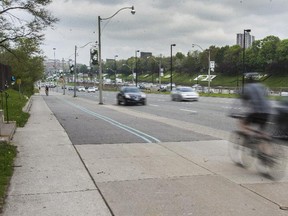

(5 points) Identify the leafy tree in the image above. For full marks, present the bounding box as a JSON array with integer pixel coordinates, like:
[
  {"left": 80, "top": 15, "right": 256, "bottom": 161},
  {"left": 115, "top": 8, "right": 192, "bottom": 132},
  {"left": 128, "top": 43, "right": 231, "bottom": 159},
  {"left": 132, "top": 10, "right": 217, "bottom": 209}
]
[
  {"left": 79, "top": 64, "right": 88, "bottom": 74},
  {"left": 220, "top": 45, "right": 242, "bottom": 75},
  {"left": 0, "top": 0, "right": 58, "bottom": 54},
  {"left": 276, "top": 39, "right": 288, "bottom": 61},
  {"left": 0, "top": 38, "right": 44, "bottom": 95}
]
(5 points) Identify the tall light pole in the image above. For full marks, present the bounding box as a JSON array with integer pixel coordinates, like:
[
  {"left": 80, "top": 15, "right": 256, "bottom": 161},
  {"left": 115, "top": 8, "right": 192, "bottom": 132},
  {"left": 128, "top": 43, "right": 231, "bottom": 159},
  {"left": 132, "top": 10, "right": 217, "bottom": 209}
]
[
  {"left": 73, "top": 41, "right": 95, "bottom": 97},
  {"left": 53, "top": 48, "right": 56, "bottom": 74},
  {"left": 148, "top": 55, "right": 162, "bottom": 85},
  {"left": 122, "top": 64, "right": 133, "bottom": 83},
  {"left": 192, "top": 44, "right": 211, "bottom": 93},
  {"left": 170, "top": 44, "right": 176, "bottom": 91},
  {"left": 135, "top": 50, "right": 140, "bottom": 87},
  {"left": 242, "top": 29, "right": 251, "bottom": 93},
  {"left": 114, "top": 55, "right": 118, "bottom": 83},
  {"left": 98, "top": 6, "right": 135, "bottom": 104}
]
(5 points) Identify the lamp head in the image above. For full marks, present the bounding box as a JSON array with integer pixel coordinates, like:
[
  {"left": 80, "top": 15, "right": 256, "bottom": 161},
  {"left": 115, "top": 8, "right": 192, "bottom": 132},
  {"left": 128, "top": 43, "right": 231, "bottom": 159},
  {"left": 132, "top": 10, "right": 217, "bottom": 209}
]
[
  {"left": 171, "top": 44, "right": 176, "bottom": 47},
  {"left": 131, "top": 6, "right": 136, "bottom": 15}
]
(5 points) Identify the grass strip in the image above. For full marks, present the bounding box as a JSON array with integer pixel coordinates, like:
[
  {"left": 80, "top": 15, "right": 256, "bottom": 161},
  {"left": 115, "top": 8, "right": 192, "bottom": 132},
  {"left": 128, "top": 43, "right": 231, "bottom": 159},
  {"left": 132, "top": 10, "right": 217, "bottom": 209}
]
[{"left": 0, "top": 141, "right": 17, "bottom": 213}]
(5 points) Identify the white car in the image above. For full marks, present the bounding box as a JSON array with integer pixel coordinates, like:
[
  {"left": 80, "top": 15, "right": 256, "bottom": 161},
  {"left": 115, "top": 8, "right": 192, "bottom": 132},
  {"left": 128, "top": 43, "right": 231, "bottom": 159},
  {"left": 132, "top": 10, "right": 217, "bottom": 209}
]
[
  {"left": 77, "top": 86, "right": 86, "bottom": 92},
  {"left": 171, "top": 86, "right": 199, "bottom": 101},
  {"left": 87, "top": 86, "right": 98, "bottom": 93}
]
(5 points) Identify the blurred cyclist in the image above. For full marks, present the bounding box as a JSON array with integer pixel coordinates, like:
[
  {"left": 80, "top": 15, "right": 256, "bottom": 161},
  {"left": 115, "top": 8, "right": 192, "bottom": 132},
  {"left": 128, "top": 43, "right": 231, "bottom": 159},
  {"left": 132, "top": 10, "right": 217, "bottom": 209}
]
[
  {"left": 45, "top": 85, "right": 49, "bottom": 96},
  {"left": 239, "top": 74, "right": 272, "bottom": 156},
  {"left": 240, "top": 76, "right": 271, "bottom": 134}
]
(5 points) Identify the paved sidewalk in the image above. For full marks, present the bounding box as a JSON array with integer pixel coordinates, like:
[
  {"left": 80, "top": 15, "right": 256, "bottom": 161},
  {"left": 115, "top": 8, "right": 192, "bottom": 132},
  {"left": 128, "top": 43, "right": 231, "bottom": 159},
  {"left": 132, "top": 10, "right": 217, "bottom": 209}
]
[{"left": 2, "top": 94, "right": 111, "bottom": 216}]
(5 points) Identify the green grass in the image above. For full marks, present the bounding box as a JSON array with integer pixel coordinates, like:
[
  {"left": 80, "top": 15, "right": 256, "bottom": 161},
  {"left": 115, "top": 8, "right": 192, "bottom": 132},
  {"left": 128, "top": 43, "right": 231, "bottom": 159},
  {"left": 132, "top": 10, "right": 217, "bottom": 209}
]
[
  {"left": 0, "top": 88, "right": 30, "bottom": 212},
  {"left": 0, "top": 141, "right": 17, "bottom": 212},
  {"left": 1, "top": 89, "right": 30, "bottom": 127},
  {"left": 133, "top": 73, "right": 288, "bottom": 89}
]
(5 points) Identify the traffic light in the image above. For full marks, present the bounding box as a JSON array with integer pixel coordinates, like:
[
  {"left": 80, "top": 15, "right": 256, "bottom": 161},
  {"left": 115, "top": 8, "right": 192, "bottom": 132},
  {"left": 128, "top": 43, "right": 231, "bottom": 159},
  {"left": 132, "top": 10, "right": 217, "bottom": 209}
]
[
  {"left": 90, "top": 48, "right": 98, "bottom": 65},
  {"left": 11, "top": 75, "right": 16, "bottom": 82},
  {"left": 70, "top": 64, "right": 74, "bottom": 74}
]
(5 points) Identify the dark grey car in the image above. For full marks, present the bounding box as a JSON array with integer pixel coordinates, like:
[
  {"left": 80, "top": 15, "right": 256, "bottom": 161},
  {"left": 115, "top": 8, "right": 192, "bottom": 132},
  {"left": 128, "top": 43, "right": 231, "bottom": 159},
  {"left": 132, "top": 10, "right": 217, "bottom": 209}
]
[{"left": 117, "top": 86, "right": 147, "bottom": 105}]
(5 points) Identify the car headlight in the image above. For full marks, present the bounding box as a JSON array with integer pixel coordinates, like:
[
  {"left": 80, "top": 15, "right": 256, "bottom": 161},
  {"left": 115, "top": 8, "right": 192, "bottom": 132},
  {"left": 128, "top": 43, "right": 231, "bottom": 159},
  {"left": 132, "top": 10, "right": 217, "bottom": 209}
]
[
  {"left": 124, "top": 93, "right": 131, "bottom": 98},
  {"left": 141, "top": 93, "right": 146, "bottom": 98}
]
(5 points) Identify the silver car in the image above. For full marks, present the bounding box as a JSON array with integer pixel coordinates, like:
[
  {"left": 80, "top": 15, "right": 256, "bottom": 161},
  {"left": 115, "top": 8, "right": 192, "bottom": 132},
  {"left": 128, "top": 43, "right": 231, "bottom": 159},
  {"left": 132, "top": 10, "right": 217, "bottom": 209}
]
[{"left": 171, "top": 86, "right": 199, "bottom": 101}]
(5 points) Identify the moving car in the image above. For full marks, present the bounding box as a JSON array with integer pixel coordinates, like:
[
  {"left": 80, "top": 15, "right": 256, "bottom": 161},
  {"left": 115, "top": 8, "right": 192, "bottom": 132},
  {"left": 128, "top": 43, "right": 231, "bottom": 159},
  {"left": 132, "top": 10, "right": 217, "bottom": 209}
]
[
  {"left": 171, "top": 86, "right": 199, "bottom": 101},
  {"left": 77, "top": 86, "right": 86, "bottom": 92},
  {"left": 87, "top": 86, "right": 98, "bottom": 93},
  {"left": 117, "top": 86, "right": 147, "bottom": 105}
]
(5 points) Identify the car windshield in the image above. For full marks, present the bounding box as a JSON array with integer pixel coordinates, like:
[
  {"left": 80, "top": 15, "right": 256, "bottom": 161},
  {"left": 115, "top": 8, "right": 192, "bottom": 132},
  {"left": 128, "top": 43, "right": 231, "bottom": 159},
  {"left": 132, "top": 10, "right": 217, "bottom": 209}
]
[
  {"left": 179, "top": 87, "right": 194, "bottom": 92},
  {"left": 123, "top": 87, "right": 140, "bottom": 93}
]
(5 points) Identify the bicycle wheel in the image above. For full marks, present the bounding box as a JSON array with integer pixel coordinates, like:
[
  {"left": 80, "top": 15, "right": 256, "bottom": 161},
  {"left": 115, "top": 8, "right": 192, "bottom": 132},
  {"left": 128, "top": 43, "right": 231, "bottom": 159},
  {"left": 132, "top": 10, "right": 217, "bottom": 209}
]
[
  {"left": 256, "top": 139, "right": 287, "bottom": 180},
  {"left": 240, "top": 143, "right": 255, "bottom": 168},
  {"left": 228, "top": 131, "right": 255, "bottom": 168},
  {"left": 228, "top": 131, "right": 242, "bottom": 165}
]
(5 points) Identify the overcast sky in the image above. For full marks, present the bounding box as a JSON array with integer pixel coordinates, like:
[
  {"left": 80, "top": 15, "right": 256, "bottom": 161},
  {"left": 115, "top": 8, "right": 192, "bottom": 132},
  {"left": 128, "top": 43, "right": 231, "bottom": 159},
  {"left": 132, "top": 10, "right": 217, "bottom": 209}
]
[{"left": 41, "top": 0, "right": 288, "bottom": 65}]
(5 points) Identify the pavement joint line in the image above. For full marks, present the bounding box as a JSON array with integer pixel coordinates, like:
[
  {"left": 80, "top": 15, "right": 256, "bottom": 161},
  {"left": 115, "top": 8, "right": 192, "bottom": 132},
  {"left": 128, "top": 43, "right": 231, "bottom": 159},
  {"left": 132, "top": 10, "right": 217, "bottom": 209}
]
[
  {"left": 94, "top": 174, "right": 216, "bottom": 184},
  {"left": 239, "top": 183, "right": 287, "bottom": 211},
  {"left": 7, "top": 188, "right": 98, "bottom": 197},
  {"left": 72, "top": 141, "right": 115, "bottom": 216},
  {"left": 157, "top": 142, "right": 219, "bottom": 176}
]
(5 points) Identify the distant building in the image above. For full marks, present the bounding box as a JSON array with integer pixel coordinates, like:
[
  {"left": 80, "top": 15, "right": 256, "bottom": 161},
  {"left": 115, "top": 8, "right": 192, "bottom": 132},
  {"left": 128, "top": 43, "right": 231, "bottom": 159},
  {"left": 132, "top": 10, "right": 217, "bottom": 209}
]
[
  {"left": 140, "top": 52, "right": 152, "bottom": 58},
  {"left": 44, "top": 58, "right": 69, "bottom": 77},
  {"left": 236, "top": 32, "right": 255, "bottom": 48}
]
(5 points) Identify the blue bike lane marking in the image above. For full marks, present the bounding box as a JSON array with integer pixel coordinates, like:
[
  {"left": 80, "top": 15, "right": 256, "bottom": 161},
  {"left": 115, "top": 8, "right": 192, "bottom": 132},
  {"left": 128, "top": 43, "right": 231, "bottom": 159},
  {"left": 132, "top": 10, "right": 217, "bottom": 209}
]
[{"left": 63, "top": 99, "right": 161, "bottom": 143}]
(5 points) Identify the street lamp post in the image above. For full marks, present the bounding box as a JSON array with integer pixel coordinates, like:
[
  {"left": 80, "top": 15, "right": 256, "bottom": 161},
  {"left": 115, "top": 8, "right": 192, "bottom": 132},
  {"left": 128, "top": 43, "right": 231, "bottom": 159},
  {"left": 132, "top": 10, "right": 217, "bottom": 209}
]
[
  {"left": 114, "top": 55, "right": 118, "bottom": 84},
  {"left": 192, "top": 44, "right": 211, "bottom": 93},
  {"left": 148, "top": 55, "right": 162, "bottom": 85},
  {"left": 135, "top": 50, "right": 140, "bottom": 87},
  {"left": 73, "top": 41, "right": 95, "bottom": 97},
  {"left": 98, "top": 6, "right": 135, "bottom": 104},
  {"left": 53, "top": 48, "right": 56, "bottom": 76},
  {"left": 73, "top": 45, "right": 77, "bottom": 97},
  {"left": 122, "top": 64, "right": 133, "bottom": 83},
  {"left": 170, "top": 44, "right": 176, "bottom": 91},
  {"left": 242, "top": 29, "right": 251, "bottom": 93}
]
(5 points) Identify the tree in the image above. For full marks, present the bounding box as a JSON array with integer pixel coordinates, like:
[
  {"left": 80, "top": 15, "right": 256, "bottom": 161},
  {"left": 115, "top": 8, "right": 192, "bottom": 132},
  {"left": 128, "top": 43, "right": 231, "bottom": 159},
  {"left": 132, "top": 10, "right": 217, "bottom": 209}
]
[
  {"left": 220, "top": 45, "right": 242, "bottom": 75},
  {"left": 276, "top": 39, "right": 288, "bottom": 61},
  {"left": 0, "top": 38, "right": 44, "bottom": 95},
  {"left": 0, "top": 0, "right": 58, "bottom": 54},
  {"left": 79, "top": 64, "right": 88, "bottom": 74}
]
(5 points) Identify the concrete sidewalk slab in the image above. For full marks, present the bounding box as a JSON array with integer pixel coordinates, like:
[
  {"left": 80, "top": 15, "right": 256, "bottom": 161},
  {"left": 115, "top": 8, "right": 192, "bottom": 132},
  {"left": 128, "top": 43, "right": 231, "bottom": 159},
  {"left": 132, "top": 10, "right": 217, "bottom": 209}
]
[
  {"left": 76, "top": 140, "right": 288, "bottom": 215},
  {"left": 76, "top": 143, "right": 212, "bottom": 183},
  {"left": 97, "top": 175, "right": 287, "bottom": 216}
]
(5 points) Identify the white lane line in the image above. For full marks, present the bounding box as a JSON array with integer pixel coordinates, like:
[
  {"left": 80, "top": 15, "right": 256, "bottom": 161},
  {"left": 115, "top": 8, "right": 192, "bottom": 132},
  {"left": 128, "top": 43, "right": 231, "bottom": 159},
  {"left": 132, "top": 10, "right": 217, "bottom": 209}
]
[
  {"left": 180, "top": 109, "right": 198, "bottom": 113},
  {"left": 149, "top": 104, "right": 159, "bottom": 107}
]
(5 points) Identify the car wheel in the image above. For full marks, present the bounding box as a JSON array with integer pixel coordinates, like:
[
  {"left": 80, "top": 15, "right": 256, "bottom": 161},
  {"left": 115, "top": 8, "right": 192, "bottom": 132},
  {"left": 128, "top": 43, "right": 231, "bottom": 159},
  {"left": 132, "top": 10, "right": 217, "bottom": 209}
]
[
  {"left": 142, "top": 100, "right": 146, "bottom": 105},
  {"left": 123, "top": 99, "right": 128, "bottom": 106},
  {"left": 117, "top": 99, "right": 121, "bottom": 105}
]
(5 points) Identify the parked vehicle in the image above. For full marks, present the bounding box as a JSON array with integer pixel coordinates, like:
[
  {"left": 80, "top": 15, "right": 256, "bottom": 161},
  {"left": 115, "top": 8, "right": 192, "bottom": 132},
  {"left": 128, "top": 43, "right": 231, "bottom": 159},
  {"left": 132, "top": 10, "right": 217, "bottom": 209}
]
[
  {"left": 171, "top": 86, "right": 199, "bottom": 101},
  {"left": 117, "top": 86, "right": 147, "bottom": 105}
]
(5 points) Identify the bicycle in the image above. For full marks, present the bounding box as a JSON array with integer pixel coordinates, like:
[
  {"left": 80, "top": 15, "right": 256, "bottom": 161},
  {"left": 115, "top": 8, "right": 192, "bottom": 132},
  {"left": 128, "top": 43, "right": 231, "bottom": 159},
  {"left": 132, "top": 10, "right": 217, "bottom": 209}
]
[{"left": 228, "top": 117, "right": 287, "bottom": 180}]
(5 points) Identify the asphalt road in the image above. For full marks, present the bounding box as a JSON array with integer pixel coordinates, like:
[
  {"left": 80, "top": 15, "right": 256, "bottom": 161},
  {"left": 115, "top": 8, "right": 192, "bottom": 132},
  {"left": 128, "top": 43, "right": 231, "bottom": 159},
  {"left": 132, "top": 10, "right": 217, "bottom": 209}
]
[
  {"left": 63, "top": 88, "right": 239, "bottom": 131},
  {"left": 44, "top": 88, "right": 239, "bottom": 145}
]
